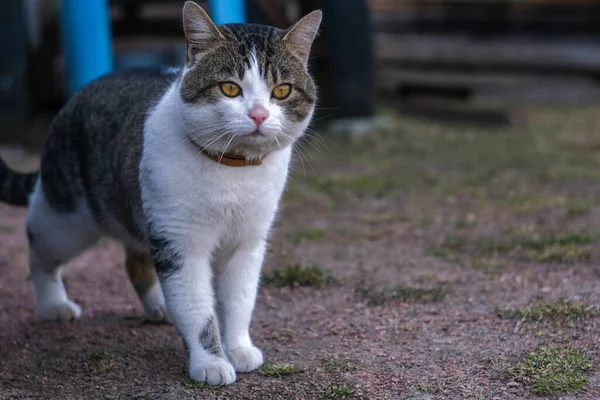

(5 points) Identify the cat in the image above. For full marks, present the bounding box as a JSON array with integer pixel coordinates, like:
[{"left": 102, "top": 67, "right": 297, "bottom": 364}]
[{"left": 0, "top": 1, "right": 321, "bottom": 385}]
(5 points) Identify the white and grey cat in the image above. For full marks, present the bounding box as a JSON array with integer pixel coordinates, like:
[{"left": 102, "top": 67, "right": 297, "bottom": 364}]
[{"left": 0, "top": 1, "right": 321, "bottom": 385}]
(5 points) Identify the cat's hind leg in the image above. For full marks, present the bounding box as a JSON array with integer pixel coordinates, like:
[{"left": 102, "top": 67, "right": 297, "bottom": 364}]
[
  {"left": 26, "top": 181, "right": 101, "bottom": 321},
  {"left": 125, "top": 249, "right": 170, "bottom": 323}
]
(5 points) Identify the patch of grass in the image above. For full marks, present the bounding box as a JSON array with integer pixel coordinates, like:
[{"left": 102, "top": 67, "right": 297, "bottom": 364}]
[
  {"left": 88, "top": 349, "right": 109, "bottom": 361},
  {"left": 566, "top": 203, "right": 592, "bottom": 217},
  {"left": 322, "top": 358, "right": 355, "bottom": 373},
  {"left": 183, "top": 379, "right": 210, "bottom": 389},
  {"left": 429, "top": 247, "right": 460, "bottom": 264},
  {"left": 432, "top": 235, "right": 513, "bottom": 263},
  {"left": 327, "top": 383, "right": 355, "bottom": 398},
  {"left": 507, "top": 193, "right": 555, "bottom": 213},
  {"left": 393, "top": 286, "right": 446, "bottom": 302},
  {"left": 262, "top": 264, "right": 338, "bottom": 288},
  {"left": 358, "top": 284, "right": 447, "bottom": 306},
  {"left": 531, "top": 245, "right": 592, "bottom": 263},
  {"left": 87, "top": 349, "right": 117, "bottom": 373},
  {"left": 415, "top": 384, "right": 438, "bottom": 394},
  {"left": 267, "top": 328, "right": 296, "bottom": 341},
  {"left": 509, "top": 346, "right": 591, "bottom": 395},
  {"left": 259, "top": 362, "right": 301, "bottom": 376},
  {"left": 510, "top": 298, "right": 599, "bottom": 322},
  {"left": 520, "top": 231, "right": 593, "bottom": 251},
  {"left": 417, "top": 272, "right": 438, "bottom": 282},
  {"left": 292, "top": 229, "right": 325, "bottom": 242},
  {"left": 432, "top": 231, "right": 596, "bottom": 265},
  {"left": 182, "top": 379, "right": 212, "bottom": 390}
]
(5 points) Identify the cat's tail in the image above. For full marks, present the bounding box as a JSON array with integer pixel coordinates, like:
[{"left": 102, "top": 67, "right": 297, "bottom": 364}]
[{"left": 0, "top": 158, "right": 38, "bottom": 206}]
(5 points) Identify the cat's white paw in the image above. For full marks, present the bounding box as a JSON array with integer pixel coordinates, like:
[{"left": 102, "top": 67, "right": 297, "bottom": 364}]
[
  {"left": 144, "top": 304, "right": 171, "bottom": 324},
  {"left": 190, "top": 358, "right": 236, "bottom": 385},
  {"left": 226, "top": 346, "right": 264, "bottom": 372},
  {"left": 38, "top": 300, "right": 82, "bottom": 321}
]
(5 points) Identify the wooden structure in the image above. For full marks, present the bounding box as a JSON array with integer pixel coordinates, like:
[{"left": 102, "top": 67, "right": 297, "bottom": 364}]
[{"left": 370, "top": 0, "right": 600, "bottom": 105}]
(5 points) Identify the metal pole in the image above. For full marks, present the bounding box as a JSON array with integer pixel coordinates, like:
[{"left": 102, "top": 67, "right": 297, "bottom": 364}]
[{"left": 60, "top": 0, "right": 113, "bottom": 97}]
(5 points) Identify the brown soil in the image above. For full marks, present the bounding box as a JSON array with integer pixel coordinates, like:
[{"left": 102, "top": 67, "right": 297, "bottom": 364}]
[{"left": 1, "top": 107, "right": 600, "bottom": 400}]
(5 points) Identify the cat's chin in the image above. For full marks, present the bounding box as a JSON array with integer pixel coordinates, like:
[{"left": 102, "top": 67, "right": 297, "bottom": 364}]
[
  {"left": 243, "top": 130, "right": 266, "bottom": 140},
  {"left": 225, "top": 135, "right": 292, "bottom": 157},
  {"left": 236, "top": 131, "right": 286, "bottom": 145},
  {"left": 237, "top": 127, "right": 271, "bottom": 138}
]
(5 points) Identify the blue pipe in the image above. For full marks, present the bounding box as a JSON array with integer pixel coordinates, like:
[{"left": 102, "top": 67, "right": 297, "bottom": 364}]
[
  {"left": 60, "top": 0, "right": 113, "bottom": 97},
  {"left": 59, "top": 0, "right": 242, "bottom": 98},
  {"left": 210, "top": 0, "right": 247, "bottom": 24}
]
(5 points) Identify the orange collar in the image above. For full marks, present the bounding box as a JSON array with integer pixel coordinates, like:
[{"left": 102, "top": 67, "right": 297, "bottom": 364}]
[{"left": 200, "top": 149, "right": 264, "bottom": 167}]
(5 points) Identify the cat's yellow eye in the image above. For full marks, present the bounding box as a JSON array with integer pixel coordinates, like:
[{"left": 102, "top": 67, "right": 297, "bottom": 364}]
[
  {"left": 219, "top": 82, "right": 241, "bottom": 98},
  {"left": 272, "top": 84, "right": 292, "bottom": 100}
]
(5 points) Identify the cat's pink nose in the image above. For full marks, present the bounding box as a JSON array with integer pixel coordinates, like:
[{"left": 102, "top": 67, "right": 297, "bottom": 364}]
[{"left": 249, "top": 106, "right": 269, "bottom": 127}]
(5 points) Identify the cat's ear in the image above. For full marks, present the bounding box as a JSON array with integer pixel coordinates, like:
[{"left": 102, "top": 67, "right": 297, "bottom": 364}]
[
  {"left": 283, "top": 10, "right": 322, "bottom": 64},
  {"left": 182, "top": 1, "right": 224, "bottom": 62}
]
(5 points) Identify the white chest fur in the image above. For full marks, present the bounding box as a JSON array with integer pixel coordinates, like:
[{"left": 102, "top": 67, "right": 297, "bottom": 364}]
[{"left": 140, "top": 85, "right": 291, "bottom": 255}]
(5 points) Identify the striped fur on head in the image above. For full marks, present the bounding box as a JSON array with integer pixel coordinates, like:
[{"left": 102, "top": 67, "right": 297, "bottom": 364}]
[{"left": 178, "top": 2, "right": 322, "bottom": 158}]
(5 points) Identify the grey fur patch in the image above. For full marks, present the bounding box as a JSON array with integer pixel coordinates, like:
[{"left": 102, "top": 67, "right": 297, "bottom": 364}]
[
  {"left": 39, "top": 69, "right": 174, "bottom": 237},
  {"left": 149, "top": 224, "right": 183, "bottom": 279},
  {"left": 199, "top": 315, "right": 223, "bottom": 356}
]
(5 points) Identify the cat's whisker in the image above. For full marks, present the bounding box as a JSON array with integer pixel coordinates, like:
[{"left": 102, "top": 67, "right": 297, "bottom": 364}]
[
  {"left": 301, "top": 133, "right": 328, "bottom": 155},
  {"left": 277, "top": 132, "right": 321, "bottom": 184},
  {"left": 305, "top": 128, "right": 329, "bottom": 150},
  {"left": 291, "top": 145, "right": 308, "bottom": 183},
  {"left": 199, "top": 130, "right": 233, "bottom": 150},
  {"left": 281, "top": 132, "right": 317, "bottom": 161},
  {"left": 295, "top": 144, "right": 321, "bottom": 184},
  {"left": 295, "top": 140, "right": 318, "bottom": 162},
  {"left": 197, "top": 130, "right": 230, "bottom": 145},
  {"left": 273, "top": 135, "right": 282, "bottom": 151},
  {"left": 218, "top": 133, "right": 237, "bottom": 163},
  {"left": 284, "top": 134, "right": 323, "bottom": 184},
  {"left": 311, "top": 113, "right": 334, "bottom": 122},
  {"left": 305, "top": 128, "right": 328, "bottom": 147},
  {"left": 188, "top": 124, "right": 232, "bottom": 143},
  {"left": 299, "top": 149, "right": 322, "bottom": 184}
]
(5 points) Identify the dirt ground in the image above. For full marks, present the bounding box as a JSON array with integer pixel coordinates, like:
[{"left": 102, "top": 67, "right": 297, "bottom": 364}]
[{"left": 1, "top": 106, "right": 600, "bottom": 400}]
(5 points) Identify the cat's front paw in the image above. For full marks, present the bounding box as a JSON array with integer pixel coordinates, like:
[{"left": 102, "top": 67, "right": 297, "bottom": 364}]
[
  {"left": 38, "top": 300, "right": 82, "bottom": 321},
  {"left": 190, "top": 358, "right": 236, "bottom": 385},
  {"left": 226, "top": 346, "right": 264, "bottom": 372}
]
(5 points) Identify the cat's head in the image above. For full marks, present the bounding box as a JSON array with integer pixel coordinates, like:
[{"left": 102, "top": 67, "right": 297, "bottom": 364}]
[{"left": 177, "top": 1, "right": 321, "bottom": 159}]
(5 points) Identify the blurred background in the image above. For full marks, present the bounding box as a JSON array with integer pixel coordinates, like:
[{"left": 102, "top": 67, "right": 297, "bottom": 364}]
[
  {"left": 2, "top": 0, "right": 599, "bottom": 148},
  {"left": 1, "top": 0, "right": 375, "bottom": 147},
  {"left": 3, "top": 3, "right": 600, "bottom": 397}
]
